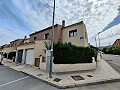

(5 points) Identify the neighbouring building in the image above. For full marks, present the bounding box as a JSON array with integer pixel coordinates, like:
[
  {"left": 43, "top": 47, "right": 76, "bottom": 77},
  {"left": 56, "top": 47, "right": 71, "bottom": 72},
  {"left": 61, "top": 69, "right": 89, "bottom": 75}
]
[
  {"left": 1, "top": 20, "right": 89, "bottom": 68},
  {"left": 113, "top": 38, "right": 120, "bottom": 47}
]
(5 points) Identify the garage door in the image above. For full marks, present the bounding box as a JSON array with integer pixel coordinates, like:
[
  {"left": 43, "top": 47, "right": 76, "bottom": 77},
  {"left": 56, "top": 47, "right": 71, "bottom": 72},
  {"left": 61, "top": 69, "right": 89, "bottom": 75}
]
[
  {"left": 26, "top": 49, "right": 34, "bottom": 65},
  {"left": 17, "top": 50, "right": 23, "bottom": 63}
]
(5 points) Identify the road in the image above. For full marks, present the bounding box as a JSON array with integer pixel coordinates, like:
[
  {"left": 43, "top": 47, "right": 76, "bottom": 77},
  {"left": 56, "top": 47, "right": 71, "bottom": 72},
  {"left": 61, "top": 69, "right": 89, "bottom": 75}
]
[{"left": 0, "top": 54, "right": 120, "bottom": 90}]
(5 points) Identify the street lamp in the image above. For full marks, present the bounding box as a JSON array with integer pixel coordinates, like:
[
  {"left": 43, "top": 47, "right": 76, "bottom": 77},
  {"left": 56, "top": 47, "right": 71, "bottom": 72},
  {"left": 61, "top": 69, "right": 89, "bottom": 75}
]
[
  {"left": 97, "top": 32, "right": 102, "bottom": 59},
  {"left": 49, "top": 0, "right": 55, "bottom": 78},
  {"left": 95, "top": 37, "right": 97, "bottom": 48},
  {"left": 98, "top": 32, "right": 101, "bottom": 49}
]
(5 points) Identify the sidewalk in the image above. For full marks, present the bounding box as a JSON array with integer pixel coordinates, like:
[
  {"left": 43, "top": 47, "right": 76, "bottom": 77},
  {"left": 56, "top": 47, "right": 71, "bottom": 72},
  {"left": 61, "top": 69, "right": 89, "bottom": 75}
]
[{"left": 2, "top": 58, "right": 120, "bottom": 89}]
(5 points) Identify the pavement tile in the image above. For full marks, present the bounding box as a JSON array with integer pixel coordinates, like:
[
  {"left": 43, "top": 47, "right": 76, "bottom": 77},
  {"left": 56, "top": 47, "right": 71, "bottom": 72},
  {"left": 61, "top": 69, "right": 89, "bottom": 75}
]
[{"left": 2, "top": 58, "right": 120, "bottom": 89}]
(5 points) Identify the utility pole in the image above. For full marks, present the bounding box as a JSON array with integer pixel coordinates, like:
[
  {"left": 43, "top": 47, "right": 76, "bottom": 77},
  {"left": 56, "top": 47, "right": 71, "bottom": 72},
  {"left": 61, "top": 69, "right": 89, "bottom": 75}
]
[
  {"left": 98, "top": 32, "right": 102, "bottom": 59},
  {"left": 98, "top": 32, "right": 101, "bottom": 49},
  {"left": 95, "top": 37, "right": 97, "bottom": 47},
  {"left": 49, "top": 0, "right": 55, "bottom": 78}
]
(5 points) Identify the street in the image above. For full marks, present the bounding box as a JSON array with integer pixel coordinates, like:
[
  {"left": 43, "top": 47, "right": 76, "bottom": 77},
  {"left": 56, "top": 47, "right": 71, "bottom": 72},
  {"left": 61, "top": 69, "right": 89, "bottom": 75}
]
[{"left": 0, "top": 54, "right": 120, "bottom": 90}]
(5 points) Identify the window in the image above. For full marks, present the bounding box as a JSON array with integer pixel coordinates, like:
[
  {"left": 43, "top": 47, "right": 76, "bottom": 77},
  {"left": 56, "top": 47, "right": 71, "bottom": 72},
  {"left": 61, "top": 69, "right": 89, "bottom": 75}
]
[
  {"left": 44, "top": 33, "right": 49, "bottom": 39},
  {"left": 69, "top": 29, "right": 77, "bottom": 37},
  {"left": 33, "top": 37, "right": 37, "bottom": 41}
]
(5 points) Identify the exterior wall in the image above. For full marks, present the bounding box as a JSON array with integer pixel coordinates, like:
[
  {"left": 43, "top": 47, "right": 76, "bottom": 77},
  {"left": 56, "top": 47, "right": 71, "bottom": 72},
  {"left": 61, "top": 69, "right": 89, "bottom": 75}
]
[
  {"left": 24, "top": 39, "right": 29, "bottom": 44},
  {"left": 52, "top": 59, "right": 96, "bottom": 72},
  {"left": 16, "top": 40, "right": 50, "bottom": 66},
  {"left": 40, "top": 50, "right": 96, "bottom": 72},
  {"left": 10, "top": 39, "right": 24, "bottom": 47},
  {"left": 2, "top": 47, "right": 14, "bottom": 53},
  {"left": 40, "top": 51, "right": 96, "bottom": 72},
  {"left": 16, "top": 43, "right": 35, "bottom": 64},
  {"left": 113, "top": 39, "right": 120, "bottom": 46},
  {"left": 62, "top": 23, "right": 88, "bottom": 46},
  {"left": 29, "top": 25, "right": 62, "bottom": 43}
]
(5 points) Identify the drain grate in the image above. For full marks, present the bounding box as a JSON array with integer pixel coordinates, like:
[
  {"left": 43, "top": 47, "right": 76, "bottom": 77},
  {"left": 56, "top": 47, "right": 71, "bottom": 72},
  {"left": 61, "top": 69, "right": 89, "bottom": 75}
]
[
  {"left": 53, "top": 78, "right": 61, "bottom": 82},
  {"left": 87, "top": 75, "right": 93, "bottom": 77},
  {"left": 71, "top": 75, "right": 84, "bottom": 81},
  {"left": 36, "top": 74, "right": 43, "bottom": 77}
]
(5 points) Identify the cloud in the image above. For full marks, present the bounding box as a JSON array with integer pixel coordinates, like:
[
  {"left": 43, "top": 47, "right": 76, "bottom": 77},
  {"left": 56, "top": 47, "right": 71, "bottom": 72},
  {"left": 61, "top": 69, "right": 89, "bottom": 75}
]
[{"left": 0, "top": 0, "right": 120, "bottom": 46}]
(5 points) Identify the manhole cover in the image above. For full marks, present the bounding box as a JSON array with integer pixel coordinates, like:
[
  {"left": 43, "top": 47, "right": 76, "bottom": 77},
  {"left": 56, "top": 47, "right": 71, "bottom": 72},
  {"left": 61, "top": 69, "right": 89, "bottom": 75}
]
[
  {"left": 53, "top": 78, "right": 61, "bottom": 82},
  {"left": 71, "top": 75, "right": 84, "bottom": 81},
  {"left": 36, "top": 74, "right": 43, "bottom": 77},
  {"left": 87, "top": 75, "right": 93, "bottom": 77}
]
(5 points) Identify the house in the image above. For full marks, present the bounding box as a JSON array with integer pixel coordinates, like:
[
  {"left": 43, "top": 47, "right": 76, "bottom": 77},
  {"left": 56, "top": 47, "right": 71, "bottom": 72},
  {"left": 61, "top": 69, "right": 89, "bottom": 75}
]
[
  {"left": 1, "top": 20, "right": 88, "bottom": 68},
  {"left": 113, "top": 38, "right": 120, "bottom": 47},
  {"left": 62, "top": 21, "right": 88, "bottom": 46}
]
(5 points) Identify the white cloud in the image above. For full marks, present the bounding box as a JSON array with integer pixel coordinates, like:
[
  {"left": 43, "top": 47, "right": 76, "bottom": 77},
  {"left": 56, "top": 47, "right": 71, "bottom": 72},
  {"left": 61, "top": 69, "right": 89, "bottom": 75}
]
[{"left": 1, "top": 0, "right": 120, "bottom": 46}]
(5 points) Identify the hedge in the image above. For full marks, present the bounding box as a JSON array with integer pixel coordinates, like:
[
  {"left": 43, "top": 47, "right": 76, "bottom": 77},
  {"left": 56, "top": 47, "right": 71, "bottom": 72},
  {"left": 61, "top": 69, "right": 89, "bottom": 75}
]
[
  {"left": 103, "top": 46, "right": 120, "bottom": 55},
  {"left": 53, "top": 42, "right": 97, "bottom": 64},
  {"left": 3, "top": 53, "right": 7, "bottom": 58},
  {"left": 8, "top": 52, "right": 16, "bottom": 60}
]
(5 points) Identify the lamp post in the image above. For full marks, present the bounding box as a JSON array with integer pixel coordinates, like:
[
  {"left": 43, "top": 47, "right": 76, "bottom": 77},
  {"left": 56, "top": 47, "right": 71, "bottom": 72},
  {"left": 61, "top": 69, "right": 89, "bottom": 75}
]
[
  {"left": 98, "top": 32, "right": 102, "bottom": 59},
  {"left": 95, "top": 37, "right": 97, "bottom": 48},
  {"left": 98, "top": 32, "right": 101, "bottom": 49},
  {"left": 49, "top": 0, "right": 55, "bottom": 78}
]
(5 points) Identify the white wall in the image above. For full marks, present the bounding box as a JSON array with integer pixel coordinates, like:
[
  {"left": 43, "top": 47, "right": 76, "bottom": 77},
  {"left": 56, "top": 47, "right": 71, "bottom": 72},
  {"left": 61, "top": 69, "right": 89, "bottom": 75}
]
[
  {"left": 52, "top": 59, "right": 96, "bottom": 72},
  {"left": 40, "top": 50, "right": 96, "bottom": 72}
]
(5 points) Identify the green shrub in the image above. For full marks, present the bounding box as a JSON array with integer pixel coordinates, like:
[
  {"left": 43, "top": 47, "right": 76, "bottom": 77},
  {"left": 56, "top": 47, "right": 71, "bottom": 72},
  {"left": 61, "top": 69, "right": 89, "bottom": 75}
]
[
  {"left": 103, "top": 46, "right": 120, "bottom": 55},
  {"left": 8, "top": 52, "right": 16, "bottom": 60},
  {"left": 53, "top": 42, "right": 97, "bottom": 64},
  {"left": 3, "top": 53, "right": 7, "bottom": 58}
]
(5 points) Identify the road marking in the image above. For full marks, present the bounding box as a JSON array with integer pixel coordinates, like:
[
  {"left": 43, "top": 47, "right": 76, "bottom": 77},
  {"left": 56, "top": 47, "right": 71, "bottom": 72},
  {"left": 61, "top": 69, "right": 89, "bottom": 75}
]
[{"left": 0, "top": 76, "right": 29, "bottom": 87}]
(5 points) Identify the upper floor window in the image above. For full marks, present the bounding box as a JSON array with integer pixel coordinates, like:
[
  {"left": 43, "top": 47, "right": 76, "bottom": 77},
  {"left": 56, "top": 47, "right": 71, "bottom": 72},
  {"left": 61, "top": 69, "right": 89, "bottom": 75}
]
[
  {"left": 69, "top": 29, "right": 77, "bottom": 37},
  {"left": 44, "top": 33, "right": 49, "bottom": 39},
  {"left": 33, "top": 37, "right": 37, "bottom": 41}
]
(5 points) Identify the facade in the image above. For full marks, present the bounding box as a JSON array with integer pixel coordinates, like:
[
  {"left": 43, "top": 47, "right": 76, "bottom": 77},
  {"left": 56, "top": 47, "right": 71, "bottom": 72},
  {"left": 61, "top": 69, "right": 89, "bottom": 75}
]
[
  {"left": 16, "top": 40, "right": 50, "bottom": 66},
  {"left": 62, "top": 21, "right": 88, "bottom": 46},
  {"left": 113, "top": 38, "right": 120, "bottom": 47},
  {"left": 29, "top": 24, "right": 62, "bottom": 43},
  {"left": 1, "top": 20, "right": 89, "bottom": 69}
]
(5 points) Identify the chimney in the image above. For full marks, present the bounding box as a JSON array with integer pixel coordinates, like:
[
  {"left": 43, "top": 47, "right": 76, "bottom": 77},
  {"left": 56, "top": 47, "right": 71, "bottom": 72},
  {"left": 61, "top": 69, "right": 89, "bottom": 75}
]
[
  {"left": 24, "top": 36, "right": 27, "bottom": 40},
  {"left": 62, "top": 20, "right": 65, "bottom": 28}
]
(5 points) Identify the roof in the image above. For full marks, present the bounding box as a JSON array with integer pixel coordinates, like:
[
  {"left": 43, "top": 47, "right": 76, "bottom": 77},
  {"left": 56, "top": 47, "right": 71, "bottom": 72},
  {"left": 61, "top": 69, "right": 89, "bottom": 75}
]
[
  {"left": 63, "top": 21, "right": 84, "bottom": 29},
  {"left": 10, "top": 39, "right": 23, "bottom": 43},
  {"left": 17, "top": 41, "right": 35, "bottom": 47},
  {"left": 29, "top": 24, "right": 61, "bottom": 36},
  {"left": 113, "top": 38, "right": 120, "bottom": 45}
]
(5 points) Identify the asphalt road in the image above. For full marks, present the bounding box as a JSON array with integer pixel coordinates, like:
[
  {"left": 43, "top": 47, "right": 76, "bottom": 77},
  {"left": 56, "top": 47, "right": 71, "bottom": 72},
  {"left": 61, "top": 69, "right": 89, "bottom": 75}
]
[
  {"left": 0, "top": 54, "right": 120, "bottom": 90},
  {"left": 102, "top": 54, "right": 120, "bottom": 73}
]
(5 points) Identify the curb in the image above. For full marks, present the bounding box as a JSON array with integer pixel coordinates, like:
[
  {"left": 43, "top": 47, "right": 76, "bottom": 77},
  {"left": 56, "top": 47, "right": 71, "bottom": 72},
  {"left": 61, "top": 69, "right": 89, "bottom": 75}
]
[{"left": 3, "top": 64, "right": 120, "bottom": 89}]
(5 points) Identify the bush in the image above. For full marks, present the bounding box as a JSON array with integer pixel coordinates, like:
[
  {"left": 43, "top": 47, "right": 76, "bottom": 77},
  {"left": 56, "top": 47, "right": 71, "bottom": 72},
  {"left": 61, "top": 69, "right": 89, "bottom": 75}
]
[
  {"left": 53, "top": 42, "right": 97, "bottom": 64},
  {"left": 103, "top": 46, "right": 120, "bottom": 55},
  {"left": 8, "top": 52, "right": 16, "bottom": 60},
  {"left": 90, "top": 45, "right": 99, "bottom": 51},
  {"left": 3, "top": 53, "right": 7, "bottom": 58}
]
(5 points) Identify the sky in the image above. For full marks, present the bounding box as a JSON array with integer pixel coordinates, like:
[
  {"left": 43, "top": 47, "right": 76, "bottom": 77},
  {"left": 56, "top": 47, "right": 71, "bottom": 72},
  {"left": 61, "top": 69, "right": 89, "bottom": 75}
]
[{"left": 0, "top": 0, "right": 120, "bottom": 46}]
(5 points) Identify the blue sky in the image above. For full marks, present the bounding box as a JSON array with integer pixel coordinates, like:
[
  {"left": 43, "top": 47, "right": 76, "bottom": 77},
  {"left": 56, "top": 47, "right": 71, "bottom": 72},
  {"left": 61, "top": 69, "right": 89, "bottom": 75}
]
[{"left": 0, "top": 0, "right": 120, "bottom": 46}]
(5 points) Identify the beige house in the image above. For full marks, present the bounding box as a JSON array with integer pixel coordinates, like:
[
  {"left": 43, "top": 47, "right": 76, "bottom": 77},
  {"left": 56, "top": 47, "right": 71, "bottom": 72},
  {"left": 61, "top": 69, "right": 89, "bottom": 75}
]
[
  {"left": 16, "top": 40, "right": 50, "bottom": 67},
  {"left": 62, "top": 21, "right": 88, "bottom": 46},
  {"left": 1, "top": 20, "right": 88, "bottom": 69}
]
